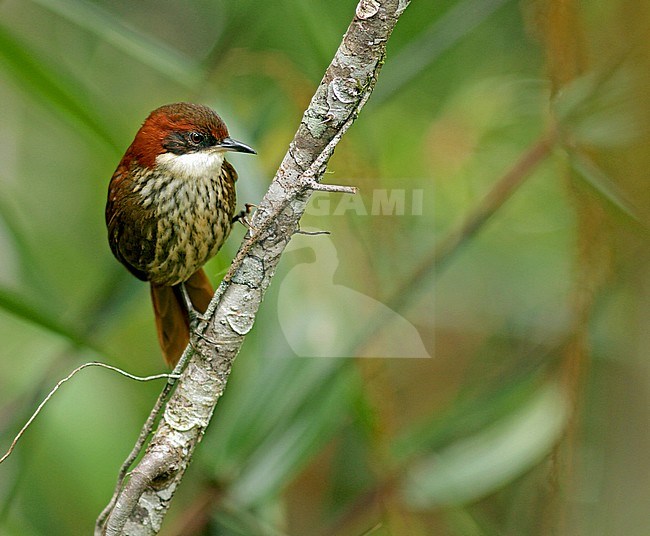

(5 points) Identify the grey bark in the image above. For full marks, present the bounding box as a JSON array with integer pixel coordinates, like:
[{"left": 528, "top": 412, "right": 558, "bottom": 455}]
[{"left": 97, "top": 0, "right": 409, "bottom": 533}]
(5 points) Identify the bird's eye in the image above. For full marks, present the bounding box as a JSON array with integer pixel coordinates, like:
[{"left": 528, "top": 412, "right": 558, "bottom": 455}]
[{"left": 188, "top": 132, "right": 204, "bottom": 145}]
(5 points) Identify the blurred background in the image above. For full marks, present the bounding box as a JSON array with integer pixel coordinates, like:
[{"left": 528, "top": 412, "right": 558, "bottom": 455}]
[{"left": 0, "top": 0, "right": 649, "bottom": 534}]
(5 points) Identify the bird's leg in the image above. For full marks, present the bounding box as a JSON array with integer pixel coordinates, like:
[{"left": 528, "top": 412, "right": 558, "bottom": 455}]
[
  {"left": 179, "top": 283, "right": 219, "bottom": 349},
  {"left": 179, "top": 283, "right": 207, "bottom": 327}
]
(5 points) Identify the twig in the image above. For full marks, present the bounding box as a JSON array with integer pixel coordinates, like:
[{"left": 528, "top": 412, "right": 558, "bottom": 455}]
[
  {"left": 0, "top": 362, "right": 176, "bottom": 465},
  {"left": 305, "top": 182, "right": 358, "bottom": 195},
  {"left": 95, "top": 358, "right": 187, "bottom": 530}
]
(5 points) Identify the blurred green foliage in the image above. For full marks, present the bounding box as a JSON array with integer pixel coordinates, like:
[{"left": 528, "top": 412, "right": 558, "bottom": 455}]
[{"left": 0, "top": 1, "right": 648, "bottom": 535}]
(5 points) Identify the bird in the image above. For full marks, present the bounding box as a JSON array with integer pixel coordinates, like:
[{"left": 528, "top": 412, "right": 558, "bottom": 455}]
[{"left": 106, "top": 103, "right": 255, "bottom": 367}]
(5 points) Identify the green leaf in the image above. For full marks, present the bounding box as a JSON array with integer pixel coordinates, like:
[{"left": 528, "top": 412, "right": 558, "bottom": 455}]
[
  {"left": 30, "top": 0, "right": 204, "bottom": 88},
  {"left": 0, "top": 191, "right": 51, "bottom": 297},
  {"left": 206, "top": 358, "right": 345, "bottom": 469},
  {"left": 402, "top": 382, "right": 568, "bottom": 508},
  {"left": 372, "top": 0, "right": 513, "bottom": 106},
  {"left": 553, "top": 68, "right": 645, "bottom": 148},
  {"left": 0, "top": 285, "right": 96, "bottom": 350},
  {"left": 225, "top": 362, "right": 353, "bottom": 506},
  {"left": 570, "top": 150, "right": 641, "bottom": 223},
  {"left": 391, "top": 369, "right": 541, "bottom": 463},
  {"left": 0, "top": 23, "right": 119, "bottom": 151},
  {"left": 289, "top": 0, "right": 339, "bottom": 70}
]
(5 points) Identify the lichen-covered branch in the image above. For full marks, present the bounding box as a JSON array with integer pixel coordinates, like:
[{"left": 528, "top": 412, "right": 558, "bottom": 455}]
[{"left": 97, "top": 1, "right": 409, "bottom": 533}]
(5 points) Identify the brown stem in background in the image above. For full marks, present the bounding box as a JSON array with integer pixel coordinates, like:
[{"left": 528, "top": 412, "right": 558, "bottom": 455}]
[
  {"left": 352, "top": 131, "right": 556, "bottom": 358},
  {"left": 536, "top": 0, "right": 613, "bottom": 533},
  {"left": 432, "top": 133, "right": 555, "bottom": 271}
]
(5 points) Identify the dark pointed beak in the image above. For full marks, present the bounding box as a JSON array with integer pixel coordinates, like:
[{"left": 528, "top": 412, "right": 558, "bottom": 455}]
[{"left": 218, "top": 137, "right": 256, "bottom": 154}]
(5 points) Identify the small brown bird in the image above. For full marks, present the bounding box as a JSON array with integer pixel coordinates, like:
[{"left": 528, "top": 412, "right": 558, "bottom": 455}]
[{"left": 106, "top": 103, "right": 255, "bottom": 366}]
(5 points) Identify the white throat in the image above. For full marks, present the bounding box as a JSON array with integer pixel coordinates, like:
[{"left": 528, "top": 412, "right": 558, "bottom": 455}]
[{"left": 155, "top": 150, "right": 225, "bottom": 181}]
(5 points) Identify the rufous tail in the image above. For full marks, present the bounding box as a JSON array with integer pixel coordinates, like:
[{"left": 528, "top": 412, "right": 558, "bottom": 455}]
[{"left": 150, "top": 268, "right": 214, "bottom": 367}]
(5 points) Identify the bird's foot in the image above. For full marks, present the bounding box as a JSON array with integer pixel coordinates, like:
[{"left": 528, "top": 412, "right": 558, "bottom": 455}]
[
  {"left": 189, "top": 325, "right": 220, "bottom": 348},
  {"left": 186, "top": 305, "right": 209, "bottom": 329},
  {"left": 232, "top": 203, "right": 257, "bottom": 231}
]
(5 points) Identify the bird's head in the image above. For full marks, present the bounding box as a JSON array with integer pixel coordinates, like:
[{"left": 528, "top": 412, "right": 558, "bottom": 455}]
[{"left": 123, "top": 103, "right": 255, "bottom": 178}]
